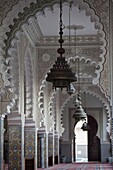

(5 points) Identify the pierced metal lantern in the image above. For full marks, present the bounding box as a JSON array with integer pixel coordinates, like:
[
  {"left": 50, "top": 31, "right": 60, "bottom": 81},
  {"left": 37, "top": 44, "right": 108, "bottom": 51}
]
[
  {"left": 46, "top": 56, "right": 76, "bottom": 90},
  {"left": 73, "top": 104, "right": 86, "bottom": 120},
  {"left": 73, "top": 94, "right": 86, "bottom": 121},
  {"left": 46, "top": 0, "right": 77, "bottom": 90}
]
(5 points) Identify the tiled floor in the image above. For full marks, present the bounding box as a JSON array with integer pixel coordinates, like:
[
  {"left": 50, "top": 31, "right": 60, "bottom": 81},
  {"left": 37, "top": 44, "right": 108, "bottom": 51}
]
[
  {"left": 4, "top": 162, "right": 113, "bottom": 170},
  {"left": 37, "top": 163, "right": 113, "bottom": 170}
]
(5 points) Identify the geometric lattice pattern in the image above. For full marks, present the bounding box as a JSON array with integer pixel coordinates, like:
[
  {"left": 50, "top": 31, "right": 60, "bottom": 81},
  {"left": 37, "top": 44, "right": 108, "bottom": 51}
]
[
  {"left": 48, "top": 134, "right": 53, "bottom": 157},
  {"left": 8, "top": 126, "right": 21, "bottom": 170},
  {"left": 37, "top": 135, "right": 41, "bottom": 168},
  {"left": 54, "top": 136, "right": 58, "bottom": 156},
  {"left": 24, "top": 129, "right": 35, "bottom": 159}
]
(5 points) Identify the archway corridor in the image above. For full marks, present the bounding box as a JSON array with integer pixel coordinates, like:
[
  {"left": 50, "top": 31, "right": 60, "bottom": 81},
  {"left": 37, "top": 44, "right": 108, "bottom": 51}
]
[{"left": 0, "top": 0, "right": 113, "bottom": 170}]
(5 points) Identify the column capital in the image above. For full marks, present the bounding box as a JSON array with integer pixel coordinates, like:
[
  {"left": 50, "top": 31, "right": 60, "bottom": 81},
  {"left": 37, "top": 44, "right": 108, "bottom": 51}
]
[
  {"left": 7, "top": 111, "right": 22, "bottom": 125},
  {"left": 24, "top": 118, "right": 35, "bottom": 128}
]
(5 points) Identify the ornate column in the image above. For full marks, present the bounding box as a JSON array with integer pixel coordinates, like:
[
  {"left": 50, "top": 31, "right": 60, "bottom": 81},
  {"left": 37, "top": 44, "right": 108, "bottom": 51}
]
[
  {"left": 24, "top": 118, "right": 36, "bottom": 167},
  {"left": 37, "top": 129, "right": 48, "bottom": 168},
  {"left": 109, "top": 0, "right": 113, "bottom": 160},
  {"left": 48, "top": 132, "right": 53, "bottom": 166},
  {"left": 0, "top": 116, "right": 4, "bottom": 170},
  {"left": 7, "top": 112, "right": 22, "bottom": 170},
  {"left": 54, "top": 132, "right": 59, "bottom": 164}
]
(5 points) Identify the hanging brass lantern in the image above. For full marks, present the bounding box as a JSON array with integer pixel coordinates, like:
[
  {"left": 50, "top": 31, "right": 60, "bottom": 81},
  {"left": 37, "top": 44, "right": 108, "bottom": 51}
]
[
  {"left": 73, "top": 104, "right": 86, "bottom": 120},
  {"left": 81, "top": 122, "right": 90, "bottom": 131},
  {"left": 73, "top": 94, "right": 86, "bottom": 121},
  {"left": 46, "top": 0, "right": 77, "bottom": 90}
]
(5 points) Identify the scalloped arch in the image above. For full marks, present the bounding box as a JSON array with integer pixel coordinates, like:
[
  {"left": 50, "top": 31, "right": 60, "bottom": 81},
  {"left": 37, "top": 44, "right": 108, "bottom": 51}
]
[
  {"left": 60, "top": 87, "right": 111, "bottom": 136},
  {"left": 0, "top": 0, "right": 107, "bottom": 116},
  {"left": 1, "top": 0, "right": 106, "bottom": 86},
  {"left": 24, "top": 48, "right": 33, "bottom": 118}
]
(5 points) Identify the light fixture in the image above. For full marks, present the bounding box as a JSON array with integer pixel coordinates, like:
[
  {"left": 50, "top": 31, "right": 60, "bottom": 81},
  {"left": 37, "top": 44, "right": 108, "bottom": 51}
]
[
  {"left": 72, "top": 25, "right": 86, "bottom": 121},
  {"left": 46, "top": 0, "right": 77, "bottom": 91},
  {"left": 81, "top": 121, "right": 90, "bottom": 131},
  {"left": 73, "top": 94, "right": 86, "bottom": 122}
]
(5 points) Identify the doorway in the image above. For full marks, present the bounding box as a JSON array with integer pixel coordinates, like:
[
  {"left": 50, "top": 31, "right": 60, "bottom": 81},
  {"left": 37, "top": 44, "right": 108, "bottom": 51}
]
[
  {"left": 74, "top": 115, "right": 101, "bottom": 162},
  {"left": 88, "top": 115, "right": 101, "bottom": 162},
  {"left": 75, "top": 120, "right": 88, "bottom": 162}
]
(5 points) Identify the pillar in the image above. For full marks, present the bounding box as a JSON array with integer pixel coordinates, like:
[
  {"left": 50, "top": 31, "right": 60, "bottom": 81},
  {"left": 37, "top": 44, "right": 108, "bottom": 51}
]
[
  {"left": 24, "top": 118, "right": 36, "bottom": 168},
  {"left": 37, "top": 130, "right": 48, "bottom": 168},
  {"left": 48, "top": 132, "right": 53, "bottom": 166},
  {"left": 109, "top": 0, "right": 113, "bottom": 161},
  {"left": 54, "top": 132, "right": 59, "bottom": 164},
  {"left": 112, "top": 118, "right": 113, "bottom": 162},
  {"left": 8, "top": 112, "right": 22, "bottom": 170},
  {"left": 0, "top": 116, "right": 4, "bottom": 170}
]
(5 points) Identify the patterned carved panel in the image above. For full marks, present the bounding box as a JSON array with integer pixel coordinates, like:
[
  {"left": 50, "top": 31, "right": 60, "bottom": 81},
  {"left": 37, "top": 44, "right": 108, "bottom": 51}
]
[
  {"left": 37, "top": 133, "right": 48, "bottom": 168},
  {"left": 24, "top": 129, "right": 35, "bottom": 159},
  {"left": 8, "top": 125, "right": 21, "bottom": 170},
  {"left": 48, "top": 134, "right": 53, "bottom": 157},
  {"left": 38, "top": 48, "right": 57, "bottom": 82},
  {"left": 37, "top": 135, "right": 41, "bottom": 168},
  {"left": 0, "top": 0, "right": 18, "bottom": 24},
  {"left": 44, "top": 136, "right": 47, "bottom": 167},
  {"left": 54, "top": 136, "right": 58, "bottom": 156}
]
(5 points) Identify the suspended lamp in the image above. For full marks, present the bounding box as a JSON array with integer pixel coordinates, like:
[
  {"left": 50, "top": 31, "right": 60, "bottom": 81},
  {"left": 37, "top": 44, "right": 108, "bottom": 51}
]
[
  {"left": 73, "top": 94, "right": 86, "bottom": 122},
  {"left": 46, "top": 0, "right": 77, "bottom": 91},
  {"left": 72, "top": 27, "right": 86, "bottom": 121},
  {"left": 81, "top": 121, "right": 90, "bottom": 131}
]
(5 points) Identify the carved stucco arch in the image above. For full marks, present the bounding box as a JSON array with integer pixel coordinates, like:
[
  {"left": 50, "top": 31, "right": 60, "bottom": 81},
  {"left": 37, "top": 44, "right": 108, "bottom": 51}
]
[
  {"left": 24, "top": 48, "right": 33, "bottom": 118},
  {"left": 0, "top": 0, "right": 107, "bottom": 117},
  {"left": 60, "top": 86, "right": 111, "bottom": 137},
  {"left": 37, "top": 78, "right": 55, "bottom": 131}
]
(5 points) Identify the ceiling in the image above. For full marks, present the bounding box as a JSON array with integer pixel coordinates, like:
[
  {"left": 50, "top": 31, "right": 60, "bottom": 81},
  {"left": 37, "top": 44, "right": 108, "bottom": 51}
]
[{"left": 37, "top": 2, "right": 98, "bottom": 37}]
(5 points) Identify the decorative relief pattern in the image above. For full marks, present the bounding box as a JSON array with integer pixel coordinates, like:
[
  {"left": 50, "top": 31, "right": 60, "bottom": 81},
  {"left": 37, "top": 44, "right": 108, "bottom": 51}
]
[
  {"left": 79, "top": 47, "right": 100, "bottom": 62},
  {"left": 42, "top": 53, "right": 50, "bottom": 62},
  {"left": 100, "top": 54, "right": 110, "bottom": 96},
  {"left": 48, "top": 134, "right": 53, "bottom": 157},
  {"left": 24, "top": 51, "right": 33, "bottom": 118},
  {"left": 38, "top": 81, "right": 45, "bottom": 128},
  {"left": 0, "top": 0, "right": 19, "bottom": 24},
  {"left": 84, "top": 0, "right": 110, "bottom": 93},
  {"left": 38, "top": 48, "right": 57, "bottom": 82},
  {"left": 0, "top": 90, "right": 10, "bottom": 115},
  {"left": 24, "top": 129, "right": 35, "bottom": 159},
  {"left": 54, "top": 135, "right": 58, "bottom": 156},
  {"left": 8, "top": 125, "right": 21, "bottom": 170},
  {"left": 44, "top": 135, "right": 47, "bottom": 167},
  {"left": 37, "top": 134, "right": 41, "bottom": 168},
  {"left": 85, "top": 0, "right": 109, "bottom": 28}
]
